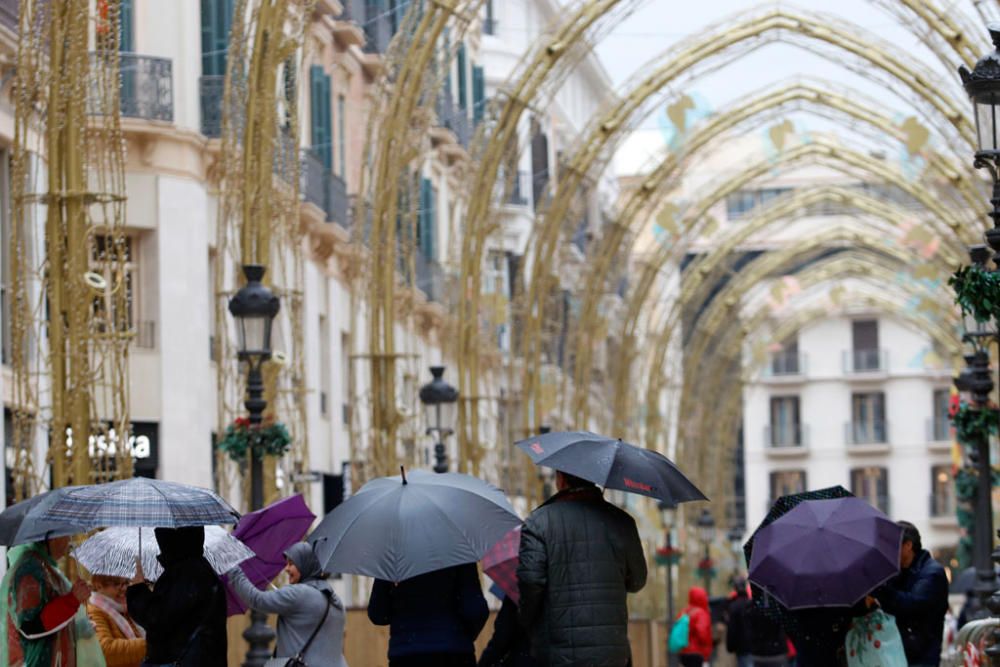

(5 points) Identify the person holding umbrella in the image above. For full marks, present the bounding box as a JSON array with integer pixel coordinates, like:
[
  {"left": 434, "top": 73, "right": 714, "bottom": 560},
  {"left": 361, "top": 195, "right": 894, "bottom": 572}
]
[
  {"left": 0, "top": 536, "right": 95, "bottom": 667},
  {"left": 126, "top": 526, "right": 227, "bottom": 666},
  {"left": 227, "top": 542, "right": 348, "bottom": 667}
]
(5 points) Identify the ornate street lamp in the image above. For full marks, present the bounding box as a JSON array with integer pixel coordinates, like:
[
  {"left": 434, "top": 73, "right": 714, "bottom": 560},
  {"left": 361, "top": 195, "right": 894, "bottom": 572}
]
[
  {"left": 228, "top": 264, "right": 279, "bottom": 667},
  {"left": 696, "top": 508, "right": 716, "bottom": 595},
  {"left": 657, "top": 501, "right": 679, "bottom": 667},
  {"left": 961, "top": 24, "right": 1000, "bottom": 260},
  {"left": 419, "top": 366, "right": 459, "bottom": 473}
]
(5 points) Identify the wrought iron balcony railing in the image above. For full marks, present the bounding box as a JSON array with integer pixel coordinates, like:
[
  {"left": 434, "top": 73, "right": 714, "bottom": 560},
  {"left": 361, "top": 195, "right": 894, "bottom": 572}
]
[
  {"left": 844, "top": 348, "right": 888, "bottom": 373},
  {"left": 764, "top": 424, "right": 807, "bottom": 448},
  {"left": 845, "top": 420, "right": 888, "bottom": 445},
  {"left": 116, "top": 54, "right": 173, "bottom": 122},
  {"left": 301, "top": 149, "right": 349, "bottom": 229},
  {"left": 199, "top": 75, "right": 224, "bottom": 138}
]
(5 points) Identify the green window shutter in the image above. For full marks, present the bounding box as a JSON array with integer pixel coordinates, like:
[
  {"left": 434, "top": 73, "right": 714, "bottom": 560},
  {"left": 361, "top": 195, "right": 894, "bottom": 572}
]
[
  {"left": 119, "top": 0, "right": 134, "bottom": 52},
  {"left": 419, "top": 178, "right": 436, "bottom": 259},
  {"left": 310, "top": 66, "right": 332, "bottom": 169},
  {"left": 201, "top": 0, "right": 233, "bottom": 76},
  {"left": 456, "top": 42, "right": 467, "bottom": 111},
  {"left": 472, "top": 65, "right": 485, "bottom": 124},
  {"left": 337, "top": 95, "right": 347, "bottom": 179}
]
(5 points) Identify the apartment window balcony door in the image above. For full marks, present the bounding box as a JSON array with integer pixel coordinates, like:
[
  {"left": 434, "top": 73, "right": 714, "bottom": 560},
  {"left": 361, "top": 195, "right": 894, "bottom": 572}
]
[
  {"left": 851, "top": 467, "right": 889, "bottom": 514},
  {"left": 850, "top": 392, "right": 886, "bottom": 444},
  {"left": 769, "top": 396, "right": 801, "bottom": 447}
]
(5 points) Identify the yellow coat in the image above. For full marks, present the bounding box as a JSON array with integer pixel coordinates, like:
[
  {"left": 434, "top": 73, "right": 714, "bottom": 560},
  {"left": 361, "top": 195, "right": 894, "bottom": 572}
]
[{"left": 86, "top": 603, "right": 146, "bottom": 667}]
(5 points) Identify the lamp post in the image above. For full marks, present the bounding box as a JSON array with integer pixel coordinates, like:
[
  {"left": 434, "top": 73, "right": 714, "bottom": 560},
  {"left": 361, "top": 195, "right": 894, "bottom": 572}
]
[
  {"left": 419, "top": 366, "right": 458, "bottom": 473},
  {"left": 228, "top": 264, "right": 280, "bottom": 667},
  {"left": 657, "top": 501, "right": 678, "bottom": 667},
  {"left": 696, "top": 508, "right": 716, "bottom": 595},
  {"left": 727, "top": 526, "right": 745, "bottom": 580}
]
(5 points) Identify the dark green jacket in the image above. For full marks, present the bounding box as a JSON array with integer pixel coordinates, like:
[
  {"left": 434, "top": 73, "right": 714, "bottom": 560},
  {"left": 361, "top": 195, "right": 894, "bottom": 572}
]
[{"left": 517, "top": 487, "right": 647, "bottom": 667}]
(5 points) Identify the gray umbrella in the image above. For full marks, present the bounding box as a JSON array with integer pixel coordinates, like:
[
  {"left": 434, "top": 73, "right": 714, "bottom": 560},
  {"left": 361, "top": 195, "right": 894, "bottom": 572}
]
[
  {"left": 515, "top": 430, "right": 707, "bottom": 505},
  {"left": 309, "top": 469, "right": 521, "bottom": 582},
  {"left": 0, "top": 488, "right": 84, "bottom": 546}
]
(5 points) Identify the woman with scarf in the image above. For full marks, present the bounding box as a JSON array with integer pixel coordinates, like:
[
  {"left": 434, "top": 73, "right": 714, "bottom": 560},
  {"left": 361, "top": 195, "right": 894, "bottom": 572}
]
[
  {"left": 87, "top": 574, "right": 145, "bottom": 667},
  {"left": 0, "top": 536, "right": 98, "bottom": 667},
  {"left": 227, "top": 542, "right": 348, "bottom": 667}
]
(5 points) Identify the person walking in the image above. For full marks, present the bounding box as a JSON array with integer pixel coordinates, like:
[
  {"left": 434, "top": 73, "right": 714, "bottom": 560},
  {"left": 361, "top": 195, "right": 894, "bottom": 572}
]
[
  {"left": 517, "top": 470, "right": 647, "bottom": 667},
  {"left": 0, "top": 536, "right": 94, "bottom": 667},
  {"left": 126, "top": 526, "right": 227, "bottom": 667},
  {"left": 87, "top": 574, "right": 146, "bottom": 667},
  {"left": 678, "top": 587, "right": 713, "bottom": 667},
  {"left": 368, "top": 562, "right": 488, "bottom": 667},
  {"left": 870, "top": 521, "right": 948, "bottom": 667},
  {"left": 227, "top": 542, "right": 348, "bottom": 667},
  {"left": 477, "top": 594, "right": 536, "bottom": 667},
  {"left": 725, "top": 580, "right": 753, "bottom": 667}
]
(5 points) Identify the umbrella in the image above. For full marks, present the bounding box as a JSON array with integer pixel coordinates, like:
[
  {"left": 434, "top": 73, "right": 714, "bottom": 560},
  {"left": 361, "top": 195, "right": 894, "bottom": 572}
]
[
  {"left": 224, "top": 494, "right": 316, "bottom": 616},
  {"left": 309, "top": 469, "right": 521, "bottom": 582},
  {"left": 31, "top": 478, "right": 239, "bottom": 536},
  {"left": 72, "top": 525, "right": 254, "bottom": 580},
  {"left": 742, "top": 486, "right": 854, "bottom": 642},
  {"left": 0, "top": 488, "right": 84, "bottom": 546},
  {"left": 748, "top": 497, "right": 902, "bottom": 609},
  {"left": 482, "top": 526, "right": 521, "bottom": 603},
  {"left": 514, "top": 430, "right": 707, "bottom": 505},
  {"left": 950, "top": 565, "right": 1000, "bottom": 594}
]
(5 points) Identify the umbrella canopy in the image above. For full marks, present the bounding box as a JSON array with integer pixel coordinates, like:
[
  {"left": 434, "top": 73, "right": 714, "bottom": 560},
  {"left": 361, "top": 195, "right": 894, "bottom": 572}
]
[
  {"left": 749, "top": 497, "right": 902, "bottom": 609},
  {"left": 309, "top": 470, "right": 521, "bottom": 582},
  {"left": 72, "top": 526, "right": 254, "bottom": 580},
  {"left": 514, "top": 430, "right": 707, "bottom": 505},
  {"left": 482, "top": 526, "right": 521, "bottom": 603},
  {"left": 33, "top": 478, "right": 239, "bottom": 535},
  {"left": 224, "top": 494, "right": 316, "bottom": 616},
  {"left": 0, "top": 488, "right": 85, "bottom": 546}
]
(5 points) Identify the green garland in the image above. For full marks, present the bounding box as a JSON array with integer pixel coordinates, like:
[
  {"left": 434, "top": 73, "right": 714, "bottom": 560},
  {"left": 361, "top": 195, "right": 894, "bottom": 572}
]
[
  {"left": 952, "top": 403, "right": 999, "bottom": 445},
  {"left": 216, "top": 417, "right": 292, "bottom": 462},
  {"left": 950, "top": 263, "right": 1000, "bottom": 324}
]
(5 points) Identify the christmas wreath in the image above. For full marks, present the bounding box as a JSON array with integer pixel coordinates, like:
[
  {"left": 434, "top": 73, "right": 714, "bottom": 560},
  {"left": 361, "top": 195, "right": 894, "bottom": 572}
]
[{"left": 216, "top": 416, "right": 292, "bottom": 462}]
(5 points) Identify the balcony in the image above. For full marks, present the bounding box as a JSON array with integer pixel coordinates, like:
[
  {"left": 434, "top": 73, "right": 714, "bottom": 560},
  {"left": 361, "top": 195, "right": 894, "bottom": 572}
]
[
  {"left": 199, "top": 75, "right": 224, "bottom": 138},
  {"left": 435, "top": 95, "right": 471, "bottom": 148},
  {"left": 90, "top": 54, "right": 174, "bottom": 123},
  {"left": 415, "top": 251, "right": 446, "bottom": 303},
  {"left": 763, "top": 351, "right": 806, "bottom": 381},
  {"left": 301, "top": 150, "right": 349, "bottom": 229},
  {"left": 501, "top": 170, "right": 530, "bottom": 207},
  {"left": 844, "top": 348, "right": 888, "bottom": 375},
  {"left": 927, "top": 417, "right": 951, "bottom": 448},
  {"left": 929, "top": 492, "right": 956, "bottom": 519},
  {"left": 764, "top": 424, "right": 808, "bottom": 456},
  {"left": 845, "top": 420, "right": 889, "bottom": 451}
]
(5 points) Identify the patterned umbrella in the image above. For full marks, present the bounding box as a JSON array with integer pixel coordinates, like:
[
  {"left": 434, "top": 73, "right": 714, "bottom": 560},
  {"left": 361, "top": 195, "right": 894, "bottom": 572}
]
[
  {"left": 482, "top": 526, "right": 521, "bottom": 603},
  {"left": 72, "top": 525, "right": 254, "bottom": 580},
  {"left": 31, "top": 478, "right": 239, "bottom": 536},
  {"left": 0, "top": 488, "right": 84, "bottom": 546}
]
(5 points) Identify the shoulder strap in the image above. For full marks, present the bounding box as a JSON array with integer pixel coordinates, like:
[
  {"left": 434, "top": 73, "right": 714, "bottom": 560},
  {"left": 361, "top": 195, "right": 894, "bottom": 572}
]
[{"left": 293, "top": 588, "right": 333, "bottom": 660}]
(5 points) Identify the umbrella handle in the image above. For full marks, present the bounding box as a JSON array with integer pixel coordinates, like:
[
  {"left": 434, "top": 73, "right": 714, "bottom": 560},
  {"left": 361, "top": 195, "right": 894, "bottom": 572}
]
[{"left": 138, "top": 527, "right": 142, "bottom": 578}]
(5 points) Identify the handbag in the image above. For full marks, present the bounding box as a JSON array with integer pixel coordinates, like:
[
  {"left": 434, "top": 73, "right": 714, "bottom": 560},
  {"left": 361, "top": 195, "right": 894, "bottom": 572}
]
[
  {"left": 844, "top": 608, "right": 907, "bottom": 667},
  {"left": 668, "top": 613, "right": 690, "bottom": 653},
  {"left": 263, "top": 588, "right": 333, "bottom": 667}
]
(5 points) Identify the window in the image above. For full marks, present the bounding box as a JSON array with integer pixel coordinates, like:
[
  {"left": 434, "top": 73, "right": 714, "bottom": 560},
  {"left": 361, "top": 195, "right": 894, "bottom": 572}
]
[
  {"left": 930, "top": 465, "right": 954, "bottom": 517},
  {"left": 769, "top": 470, "right": 806, "bottom": 503},
  {"left": 472, "top": 65, "right": 485, "bottom": 125},
  {"left": 530, "top": 118, "right": 549, "bottom": 209},
  {"left": 932, "top": 389, "right": 950, "bottom": 441},
  {"left": 337, "top": 95, "right": 347, "bottom": 179},
  {"left": 208, "top": 249, "right": 218, "bottom": 361},
  {"left": 851, "top": 319, "right": 880, "bottom": 371},
  {"left": 201, "top": 0, "right": 234, "bottom": 76},
  {"left": 769, "top": 396, "right": 801, "bottom": 446},
  {"left": 389, "top": 0, "right": 409, "bottom": 35},
  {"left": 771, "top": 337, "right": 799, "bottom": 375},
  {"left": 90, "top": 235, "right": 138, "bottom": 339},
  {"left": 850, "top": 392, "right": 886, "bottom": 444},
  {"left": 851, "top": 467, "right": 889, "bottom": 514},
  {"left": 119, "top": 0, "right": 134, "bottom": 52},
  {"left": 484, "top": 0, "right": 496, "bottom": 34},
  {"left": 319, "top": 314, "right": 330, "bottom": 418},
  {"left": 341, "top": 332, "right": 351, "bottom": 426},
  {"left": 310, "top": 65, "right": 333, "bottom": 170},
  {"left": 758, "top": 187, "right": 791, "bottom": 206},
  {"left": 726, "top": 190, "right": 757, "bottom": 220},
  {"left": 417, "top": 177, "right": 436, "bottom": 259},
  {"left": 456, "top": 42, "right": 468, "bottom": 111},
  {"left": 0, "top": 151, "right": 10, "bottom": 366}
]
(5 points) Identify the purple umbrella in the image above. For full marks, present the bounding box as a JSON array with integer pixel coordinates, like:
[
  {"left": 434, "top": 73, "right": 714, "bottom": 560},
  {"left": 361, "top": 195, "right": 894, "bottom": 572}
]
[
  {"left": 223, "top": 494, "right": 315, "bottom": 615},
  {"left": 748, "top": 497, "right": 902, "bottom": 609}
]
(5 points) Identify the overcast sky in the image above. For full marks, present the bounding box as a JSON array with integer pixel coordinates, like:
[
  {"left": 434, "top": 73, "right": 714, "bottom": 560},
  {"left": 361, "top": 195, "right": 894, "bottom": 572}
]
[{"left": 589, "top": 0, "right": 991, "bottom": 173}]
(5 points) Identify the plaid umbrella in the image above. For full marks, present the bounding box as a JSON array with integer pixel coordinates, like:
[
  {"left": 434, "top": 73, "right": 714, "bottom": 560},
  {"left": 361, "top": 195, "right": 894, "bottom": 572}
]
[
  {"left": 30, "top": 478, "right": 239, "bottom": 536},
  {"left": 0, "top": 488, "right": 85, "bottom": 546},
  {"left": 483, "top": 526, "right": 521, "bottom": 603}
]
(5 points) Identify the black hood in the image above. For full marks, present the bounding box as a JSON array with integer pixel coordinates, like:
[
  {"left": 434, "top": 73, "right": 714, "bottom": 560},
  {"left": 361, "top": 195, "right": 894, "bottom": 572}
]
[{"left": 154, "top": 526, "right": 205, "bottom": 567}]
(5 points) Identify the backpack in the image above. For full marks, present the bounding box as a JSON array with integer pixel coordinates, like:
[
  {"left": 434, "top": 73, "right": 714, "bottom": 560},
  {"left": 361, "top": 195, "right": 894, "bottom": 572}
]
[
  {"left": 844, "top": 609, "right": 907, "bottom": 667},
  {"left": 668, "top": 613, "right": 690, "bottom": 653}
]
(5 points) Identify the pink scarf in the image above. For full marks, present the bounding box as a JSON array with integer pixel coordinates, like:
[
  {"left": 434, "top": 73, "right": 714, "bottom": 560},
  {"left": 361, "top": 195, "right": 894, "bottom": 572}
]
[{"left": 89, "top": 593, "right": 146, "bottom": 639}]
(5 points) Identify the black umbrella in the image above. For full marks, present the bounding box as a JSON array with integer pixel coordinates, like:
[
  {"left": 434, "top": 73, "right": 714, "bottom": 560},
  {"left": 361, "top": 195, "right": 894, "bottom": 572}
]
[
  {"left": 742, "top": 486, "right": 856, "bottom": 651},
  {"left": 514, "top": 430, "right": 707, "bottom": 505},
  {"left": 0, "top": 488, "right": 83, "bottom": 546}
]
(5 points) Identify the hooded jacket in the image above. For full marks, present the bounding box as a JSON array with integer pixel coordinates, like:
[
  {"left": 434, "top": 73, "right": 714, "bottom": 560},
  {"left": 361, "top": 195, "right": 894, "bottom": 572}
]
[
  {"left": 227, "top": 542, "right": 348, "bottom": 667},
  {"left": 126, "top": 526, "right": 227, "bottom": 666},
  {"left": 517, "top": 486, "right": 647, "bottom": 667},
  {"left": 680, "top": 587, "right": 713, "bottom": 659}
]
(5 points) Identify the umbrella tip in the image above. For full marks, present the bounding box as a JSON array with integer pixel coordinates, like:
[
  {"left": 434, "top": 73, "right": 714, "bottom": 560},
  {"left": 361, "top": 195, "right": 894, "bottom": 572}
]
[{"left": 400, "top": 466, "right": 407, "bottom": 485}]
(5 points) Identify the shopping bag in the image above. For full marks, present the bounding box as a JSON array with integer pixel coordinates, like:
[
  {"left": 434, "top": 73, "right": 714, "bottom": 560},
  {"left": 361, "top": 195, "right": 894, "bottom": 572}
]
[
  {"left": 845, "top": 608, "right": 907, "bottom": 667},
  {"left": 668, "top": 613, "right": 690, "bottom": 653}
]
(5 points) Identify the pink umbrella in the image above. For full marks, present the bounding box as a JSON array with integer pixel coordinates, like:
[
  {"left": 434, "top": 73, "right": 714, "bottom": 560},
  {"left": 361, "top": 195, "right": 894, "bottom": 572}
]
[
  {"left": 483, "top": 526, "right": 521, "bottom": 603},
  {"left": 223, "top": 494, "right": 316, "bottom": 615}
]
